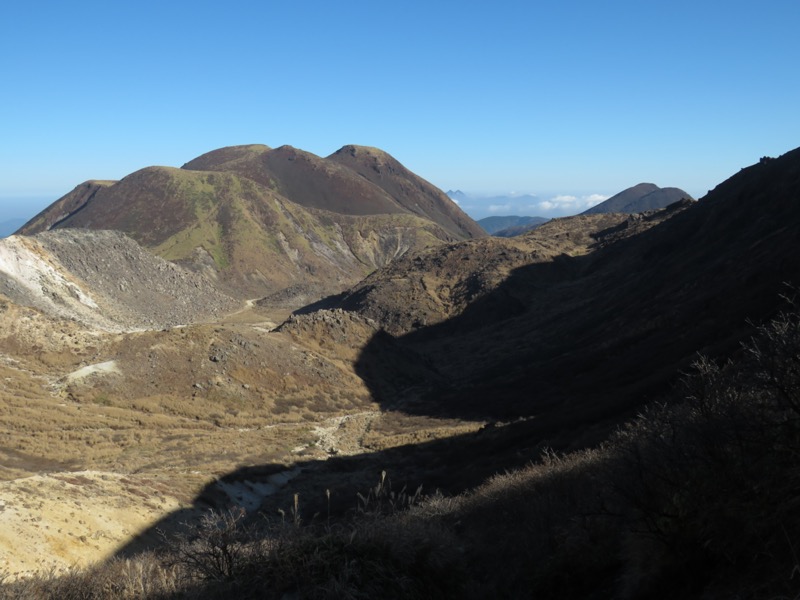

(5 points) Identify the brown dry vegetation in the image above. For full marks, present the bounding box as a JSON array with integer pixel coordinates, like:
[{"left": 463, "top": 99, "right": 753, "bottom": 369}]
[
  {"left": 0, "top": 295, "right": 486, "bottom": 577},
  {"left": 5, "top": 307, "right": 800, "bottom": 599}
]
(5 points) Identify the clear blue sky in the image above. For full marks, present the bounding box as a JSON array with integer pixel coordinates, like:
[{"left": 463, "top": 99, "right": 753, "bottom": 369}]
[{"left": 2, "top": 1, "right": 799, "bottom": 221}]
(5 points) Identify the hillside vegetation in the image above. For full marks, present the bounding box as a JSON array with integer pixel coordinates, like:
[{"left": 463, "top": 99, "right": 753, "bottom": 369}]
[{"left": 4, "top": 306, "right": 799, "bottom": 599}]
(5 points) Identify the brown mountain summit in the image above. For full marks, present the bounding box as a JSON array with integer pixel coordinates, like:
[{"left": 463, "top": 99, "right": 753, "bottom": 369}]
[
  {"left": 181, "top": 144, "right": 484, "bottom": 239},
  {"left": 19, "top": 144, "right": 484, "bottom": 298}
]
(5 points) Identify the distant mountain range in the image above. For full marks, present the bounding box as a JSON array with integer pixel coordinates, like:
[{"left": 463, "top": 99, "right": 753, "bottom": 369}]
[
  {"left": 18, "top": 145, "right": 485, "bottom": 298},
  {"left": 452, "top": 183, "right": 692, "bottom": 237}
]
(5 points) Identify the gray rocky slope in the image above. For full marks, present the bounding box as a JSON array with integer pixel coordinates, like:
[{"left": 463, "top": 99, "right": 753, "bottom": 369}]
[{"left": 0, "top": 229, "right": 239, "bottom": 331}]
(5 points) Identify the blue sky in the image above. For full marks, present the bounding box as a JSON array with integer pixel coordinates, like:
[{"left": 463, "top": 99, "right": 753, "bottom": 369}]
[{"left": 2, "top": 1, "right": 799, "bottom": 221}]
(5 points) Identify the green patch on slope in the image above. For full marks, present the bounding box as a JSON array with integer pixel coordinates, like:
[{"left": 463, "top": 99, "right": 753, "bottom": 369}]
[{"left": 154, "top": 218, "right": 230, "bottom": 269}]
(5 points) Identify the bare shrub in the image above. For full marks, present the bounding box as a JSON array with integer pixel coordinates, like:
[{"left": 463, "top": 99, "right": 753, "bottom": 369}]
[
  {"left": 0, "top": 553, "right": 180, "bottom": 599},
  {"left": 154, "top": 474, "right": 464, "bottom": 599},
  {"left": 166, "top": 507, "right": 259, "bottom": 583},
  {"left": 606, "top": 306, "right": 800, "bottom": 598}
]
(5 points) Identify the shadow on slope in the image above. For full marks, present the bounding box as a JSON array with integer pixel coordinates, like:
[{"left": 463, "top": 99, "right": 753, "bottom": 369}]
[
  {"left": 355, "top": 148, "right": 800, "bottom": 424},
  {"left": 110, "top": 415, "right": 566, "bottom": 563}
]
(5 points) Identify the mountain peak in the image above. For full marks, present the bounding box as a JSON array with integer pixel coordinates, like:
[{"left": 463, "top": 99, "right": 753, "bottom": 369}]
[
  {"left": 17, "top": 142, "right": 486, "bottom": 297},
  {"left": 181, "top": 144, "right": 270, "bottom": 171},
  {"left": 582, "top": 183, "right": 693, "bottom": 215},
  {"left": 334, "top": 144, "right": 386, "bottom": 155}
]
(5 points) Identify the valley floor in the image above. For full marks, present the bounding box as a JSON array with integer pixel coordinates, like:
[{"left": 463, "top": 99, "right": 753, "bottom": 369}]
[{"left": 0, "top": 300, "right": 484, "bottom": 577}]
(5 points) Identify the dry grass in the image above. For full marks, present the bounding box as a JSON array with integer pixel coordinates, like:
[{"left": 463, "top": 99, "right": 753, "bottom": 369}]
[
  {"left": 0, "top": 554, "right": 181, "bottom": 599},
  {"left": 7, "top": 308, "right": 798, "bottom": 598},
  {"left": 0, "top": 298, "right": 487, "bottom": 580}
]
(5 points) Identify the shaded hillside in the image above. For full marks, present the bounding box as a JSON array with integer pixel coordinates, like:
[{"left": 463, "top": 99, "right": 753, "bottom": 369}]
[
  {"left": 312, "top": 206, "right": 686, "bottom": 338},
  {"left": 582, "top": 182, "right": 692, "bottom": 214},
  {"left": 477, "top": 215, "right": 549, "bottom": 235},
  {"left": 18, "top": 145, "right": 484, "bottom": 298},
  {"left": 309, "top": 148, "right": 800, "bottom": 437}
]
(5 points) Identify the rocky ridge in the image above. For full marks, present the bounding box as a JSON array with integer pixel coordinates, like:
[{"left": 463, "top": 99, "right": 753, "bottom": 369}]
[{"left": 315, "top": 208, "right": 687, "bottom": 337}]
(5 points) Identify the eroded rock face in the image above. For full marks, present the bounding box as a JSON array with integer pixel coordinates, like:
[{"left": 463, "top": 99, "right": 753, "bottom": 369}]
[{"left": 0, "top": 230, "right": 239, "bottom": 331}]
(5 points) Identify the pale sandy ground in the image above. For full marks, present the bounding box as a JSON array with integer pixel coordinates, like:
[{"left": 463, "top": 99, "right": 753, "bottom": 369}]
[
  {"left": 0, "top": 421, "right": 355, "bottom": 580},
  {"left": 312, "top": 411, "right": 380, "bottom": 456},
  {"left": 64, "top": 360, "right": 120, "bottom": 384},
  {"left": 0, "top": 471, "right": 184, "bottom": 578}
]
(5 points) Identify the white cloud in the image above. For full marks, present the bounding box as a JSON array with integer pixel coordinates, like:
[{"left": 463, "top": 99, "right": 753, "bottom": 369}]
[
  {"left": 536, "top": 200, "right": 555, "bottom": 211},
  {"left": 584, "top": 193, "right": 608, "bottom": 207},
  {"left": 460, "top": 191, "right": 611, "bottom": 219},
  {"left": 533, "top": 193, "right": 611, "bottom": 216}
]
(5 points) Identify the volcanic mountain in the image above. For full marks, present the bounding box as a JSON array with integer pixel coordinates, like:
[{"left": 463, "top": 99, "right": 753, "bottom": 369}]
[
  {"left": 18, "top": 145, "right": 484, "bottom": 299},
  {"left": 581, "top": 182, "right": 693, "bottom": 214}
]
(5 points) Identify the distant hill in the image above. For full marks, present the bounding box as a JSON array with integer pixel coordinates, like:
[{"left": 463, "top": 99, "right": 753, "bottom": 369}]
[
  {"left": 581, "top": 182, "right": 693, "bottom": 214},
  {"left": 477, "top": 215, "right": 549, "bottom": 236},
  {"left": 18, "top": 145, "right": 485, "bottom": 299}
]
